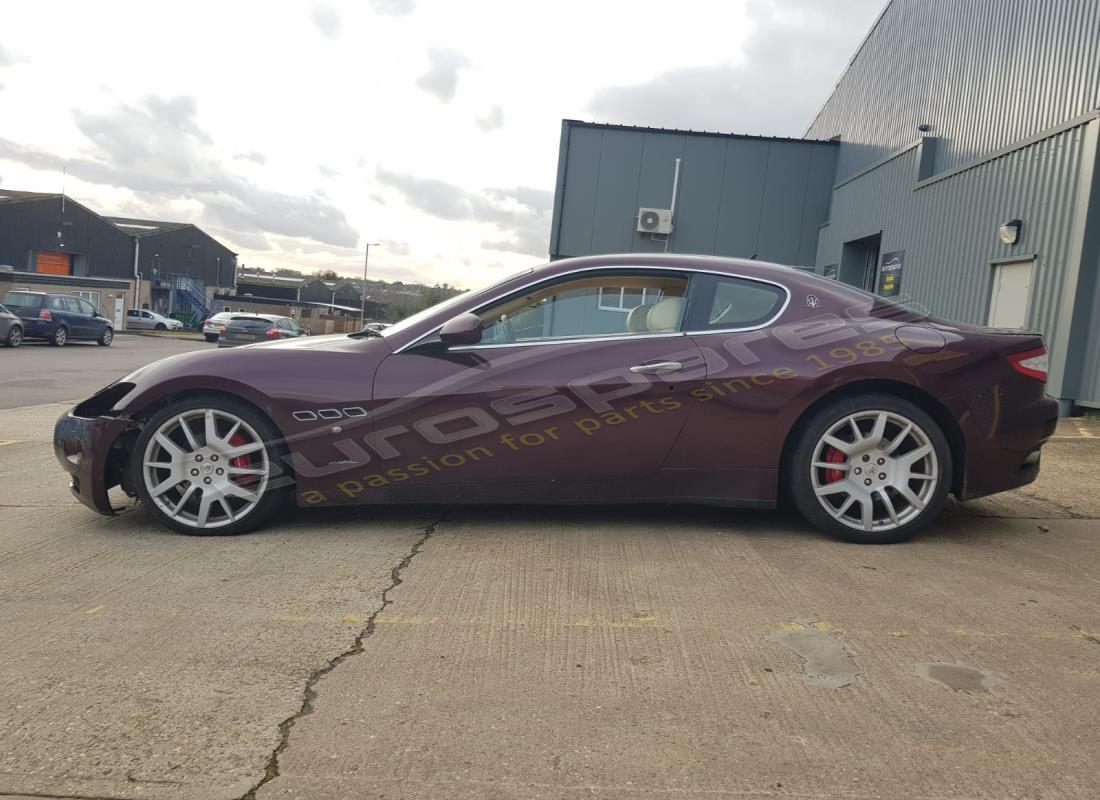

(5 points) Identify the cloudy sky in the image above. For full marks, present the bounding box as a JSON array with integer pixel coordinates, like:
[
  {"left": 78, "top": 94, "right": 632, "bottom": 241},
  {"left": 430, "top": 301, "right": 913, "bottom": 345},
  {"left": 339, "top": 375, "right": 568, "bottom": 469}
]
[{"left": 0, "top": 0, "right": 883, "bottom": 288}]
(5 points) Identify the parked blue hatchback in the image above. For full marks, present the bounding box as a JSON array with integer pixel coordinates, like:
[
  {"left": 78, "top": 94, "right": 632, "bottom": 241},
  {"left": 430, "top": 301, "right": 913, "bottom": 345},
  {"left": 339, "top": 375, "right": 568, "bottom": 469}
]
[{"left": 1, "top": 291, "right": 114, "bottom": 346}]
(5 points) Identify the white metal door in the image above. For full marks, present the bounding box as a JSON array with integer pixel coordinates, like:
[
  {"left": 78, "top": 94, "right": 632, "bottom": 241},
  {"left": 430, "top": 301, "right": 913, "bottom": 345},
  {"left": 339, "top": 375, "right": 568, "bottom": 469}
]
[
  {"left": 113, "top": 296, "right": 124, "bottom": 330},
  {"left": 988, "top": 259, "right": 1035, "bottom": 329}
]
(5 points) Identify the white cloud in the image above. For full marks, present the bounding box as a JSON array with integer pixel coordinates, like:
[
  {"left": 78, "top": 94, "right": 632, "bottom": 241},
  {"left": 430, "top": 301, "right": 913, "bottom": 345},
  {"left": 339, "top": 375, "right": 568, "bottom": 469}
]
[
  {"left": 0, "top": 0, "right": 883, "bottom": 288},
  {"left": 310, "top": 4, "right": 342, "bottom": 38},
  {"left": 369, "top": 0, "right": 414, "bottom": 15},
  {"left": 476, "top": 104, "right": 504, "bottom": 132},
  {"left": 415, "top": 47, "right": 471, "bottom": 103},
  {"left": 587, "top": 0, "right": 884, "bottom": 136}
]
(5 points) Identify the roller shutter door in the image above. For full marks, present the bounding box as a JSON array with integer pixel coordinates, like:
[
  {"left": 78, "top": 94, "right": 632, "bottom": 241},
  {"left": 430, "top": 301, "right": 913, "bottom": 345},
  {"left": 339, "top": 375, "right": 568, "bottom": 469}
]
[{"left": 36, "top": 251, "right": 72, "bottom": 276}]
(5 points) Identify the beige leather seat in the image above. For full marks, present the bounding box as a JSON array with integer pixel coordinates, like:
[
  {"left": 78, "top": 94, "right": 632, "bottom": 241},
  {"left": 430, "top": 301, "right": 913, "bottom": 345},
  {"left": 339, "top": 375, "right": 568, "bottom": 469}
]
[
  {"left": 626, "top": 303, "right": 655, "bottom": 333},
  {"left": 646, "top": 297, "right": 686, "bottom": 332}
]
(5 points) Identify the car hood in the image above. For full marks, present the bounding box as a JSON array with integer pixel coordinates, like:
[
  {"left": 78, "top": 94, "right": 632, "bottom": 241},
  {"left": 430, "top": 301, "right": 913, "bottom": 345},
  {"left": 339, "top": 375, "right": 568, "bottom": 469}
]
[{"left": 115, "top": 334, "right": 393, "bottom": 412}]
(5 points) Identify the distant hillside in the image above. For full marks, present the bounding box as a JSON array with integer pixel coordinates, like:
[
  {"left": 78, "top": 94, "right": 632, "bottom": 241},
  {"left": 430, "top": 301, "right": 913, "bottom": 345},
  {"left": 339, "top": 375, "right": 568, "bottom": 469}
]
[{"left": 237, "top": 266, "right": 463, "bottom": 321}]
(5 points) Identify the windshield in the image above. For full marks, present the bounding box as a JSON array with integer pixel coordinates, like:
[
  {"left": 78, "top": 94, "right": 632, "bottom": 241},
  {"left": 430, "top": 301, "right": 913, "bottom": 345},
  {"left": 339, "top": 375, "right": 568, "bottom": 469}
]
[{"left": 378, "top": 267, "right": 535, "bottom": 339}]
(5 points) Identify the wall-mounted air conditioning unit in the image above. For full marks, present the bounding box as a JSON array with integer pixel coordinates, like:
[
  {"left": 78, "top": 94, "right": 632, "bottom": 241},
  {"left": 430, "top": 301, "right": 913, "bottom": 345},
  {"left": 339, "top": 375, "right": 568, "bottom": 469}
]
[{"left": 636, "top": 207, "right": 673, "bottom": 235}]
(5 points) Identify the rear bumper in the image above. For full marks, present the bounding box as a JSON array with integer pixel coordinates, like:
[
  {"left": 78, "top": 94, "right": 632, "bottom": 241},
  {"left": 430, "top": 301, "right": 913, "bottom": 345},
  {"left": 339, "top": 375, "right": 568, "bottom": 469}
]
[
  {"left": 956, "top": 388, "right": 1059, "bottom": 500},
  {"left": 53, "top": 411, "right": 135, "bottom": 515}
]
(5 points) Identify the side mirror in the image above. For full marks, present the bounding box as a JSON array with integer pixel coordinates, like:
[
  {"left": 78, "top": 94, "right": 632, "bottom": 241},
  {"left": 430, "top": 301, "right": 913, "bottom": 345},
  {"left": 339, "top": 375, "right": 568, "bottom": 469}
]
[{"left": 438, "top": 312, "right": 483, "bottom": 346}]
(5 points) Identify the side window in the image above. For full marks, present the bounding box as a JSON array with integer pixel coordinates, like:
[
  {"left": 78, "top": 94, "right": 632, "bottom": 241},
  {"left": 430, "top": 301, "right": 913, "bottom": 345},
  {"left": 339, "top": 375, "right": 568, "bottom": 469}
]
[
  {"left": 50, "top": 297, "right": 68, "bottom": 311},
  {"left": 127, "top": 309, "right": 139, "bottom": 317},
  {"left": 76, "top": 298, "right": 95, "bottom": 315},
  {"left": 692, "top": 275, "right": 786, "bottom": 332},
  {"left": 477, "top": 273, "right": 689, "bottom": 345},
  {"left": 276, "top": 319, "right": 291, "bottom": 330}
]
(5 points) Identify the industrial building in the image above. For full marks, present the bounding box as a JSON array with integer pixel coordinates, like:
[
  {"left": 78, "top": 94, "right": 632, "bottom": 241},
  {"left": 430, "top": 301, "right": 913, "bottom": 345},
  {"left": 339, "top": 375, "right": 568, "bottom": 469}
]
[
  {"left": 229, "top": 272, "right": 386, "bottom": 334},
  {"left": 550, "top": 0, "right": 1100, "bottom": 413},
  {"left": 0, "top": 190, "right": 236, "bottom": 327}
]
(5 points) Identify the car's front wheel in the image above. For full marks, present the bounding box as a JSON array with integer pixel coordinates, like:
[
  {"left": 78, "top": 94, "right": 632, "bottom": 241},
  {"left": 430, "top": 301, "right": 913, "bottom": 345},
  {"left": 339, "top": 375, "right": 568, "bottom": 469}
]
[
  {"left": 133, "top": 396, "right": 289, "bottom": 535},
  {"left": 155, "top": 323, "right": 167, "bottom": 331},
  {"left": 790, "top": 394, "right": 951, "bottom": 544},
  {"left": 4, "top": 325, "right": 21, "bottom": 348},
  {"left": 98, "top": 327, "right": 113, "bottom": 346}
]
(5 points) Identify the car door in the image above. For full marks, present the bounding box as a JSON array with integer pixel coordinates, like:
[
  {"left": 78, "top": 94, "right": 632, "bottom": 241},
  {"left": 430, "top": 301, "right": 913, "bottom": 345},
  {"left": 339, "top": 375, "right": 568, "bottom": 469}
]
[
  {"left": 49, "top": 297, "right": 74, "bottom": 335},
  {"left": 73, "top": 297, "right": 102, "bottom": 338},
  {"left": 364, "top": 268, "right": 707, "bottom": 492}
]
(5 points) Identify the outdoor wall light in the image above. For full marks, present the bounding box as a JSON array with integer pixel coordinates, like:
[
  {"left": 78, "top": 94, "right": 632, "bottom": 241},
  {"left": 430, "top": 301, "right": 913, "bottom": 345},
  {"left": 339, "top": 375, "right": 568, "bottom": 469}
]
[{"left": 998, "top": 219, "right": 1022, "bottom": 245}]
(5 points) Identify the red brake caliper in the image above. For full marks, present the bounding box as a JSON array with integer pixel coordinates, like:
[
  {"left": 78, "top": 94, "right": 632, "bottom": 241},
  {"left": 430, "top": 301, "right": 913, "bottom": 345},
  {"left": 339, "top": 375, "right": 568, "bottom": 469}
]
[
  {"left": 824, "top": 446, "right": 847, "bottom": 484},
  {"left": 229, "top": 433, "right": 253, "bottom": 485}
]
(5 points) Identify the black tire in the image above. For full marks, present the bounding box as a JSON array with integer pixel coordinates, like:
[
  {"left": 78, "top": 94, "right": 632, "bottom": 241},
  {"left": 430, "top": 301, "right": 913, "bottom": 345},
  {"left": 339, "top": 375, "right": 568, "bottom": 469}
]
[
  {"left": 4, "top": 325, "right": 21, "bottom": 348},
  {"left": 50, "top": 326, "right": 68, "bottom": 346},
  {"left": 155, "top": 323, "right": 167, "bottom": 331},
  {"left": 98, "top": 327, "right": 114, "bottom": 346},
  {"left": 132, "top": 395, "right": 292, "bottom": 536},
  {"left": 789, "top": 393, "right": 952, "bottom": 544},
  {"left": 204, "top": 333, "right": 218, "bottom": 343}
]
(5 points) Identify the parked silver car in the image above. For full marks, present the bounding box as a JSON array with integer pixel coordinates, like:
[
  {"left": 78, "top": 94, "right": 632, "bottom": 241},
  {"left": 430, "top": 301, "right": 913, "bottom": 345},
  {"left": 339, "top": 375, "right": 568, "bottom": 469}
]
[
  {"left": 217, "top": 314, "right": 306, "bottom": 347},
  {"left": 0, "top": 303, "right": 22, "bottom": 348},
  {"left": 126, "top": 309, "right": 184, "bottom": 331}
]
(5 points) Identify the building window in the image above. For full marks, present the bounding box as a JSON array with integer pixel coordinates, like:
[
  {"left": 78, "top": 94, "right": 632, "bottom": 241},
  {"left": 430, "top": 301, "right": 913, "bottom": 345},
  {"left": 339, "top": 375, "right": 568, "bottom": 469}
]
[
  {"left": 597, "top": 286, "right": 663, "bottom": 312},
  {"left": 71, "top": 290, "right": 102, "bottom": 310}
]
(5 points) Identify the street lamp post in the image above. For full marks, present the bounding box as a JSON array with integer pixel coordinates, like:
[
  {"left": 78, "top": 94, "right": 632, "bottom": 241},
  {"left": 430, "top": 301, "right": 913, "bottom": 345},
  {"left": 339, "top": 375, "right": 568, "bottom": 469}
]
[{"left": 360, "top": 241, "right": 381, "bottom": 328}]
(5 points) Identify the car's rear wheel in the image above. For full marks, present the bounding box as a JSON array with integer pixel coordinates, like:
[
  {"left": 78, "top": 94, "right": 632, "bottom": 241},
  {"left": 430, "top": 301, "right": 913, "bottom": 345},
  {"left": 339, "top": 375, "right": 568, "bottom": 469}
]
[
  {"left": 133, "top": 396, "right": 289, "bottom": 535},
  {"left": 50, "top": 326, "right": 68, "bottom": 347},
  {"left": 790, "top": 394, "right": 951, "bottom": 544},
  {"left": 204, "top": 333, "right": 218, "bottom": 342},
  {"left": 4, "top": 325, "right": 21, "bottom": 348},
  {"left": 98, "top": 327, "right": 113, "bottom": 346}
]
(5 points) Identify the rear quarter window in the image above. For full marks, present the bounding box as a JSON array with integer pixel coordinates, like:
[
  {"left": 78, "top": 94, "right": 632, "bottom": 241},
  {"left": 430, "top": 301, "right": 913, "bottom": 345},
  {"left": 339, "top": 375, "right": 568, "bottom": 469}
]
[
  {"left": 2, "top": 293, "right": 43, "bottom": 311},
  {"left": 689, "top": 275, "right": 787, "bottom": 331}
]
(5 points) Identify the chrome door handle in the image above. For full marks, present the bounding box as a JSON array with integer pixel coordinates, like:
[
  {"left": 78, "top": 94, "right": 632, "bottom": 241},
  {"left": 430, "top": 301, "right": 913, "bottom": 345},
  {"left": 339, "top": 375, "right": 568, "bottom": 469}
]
[{"left": 630, "top": 361, "right": 683, "bottom": 375}]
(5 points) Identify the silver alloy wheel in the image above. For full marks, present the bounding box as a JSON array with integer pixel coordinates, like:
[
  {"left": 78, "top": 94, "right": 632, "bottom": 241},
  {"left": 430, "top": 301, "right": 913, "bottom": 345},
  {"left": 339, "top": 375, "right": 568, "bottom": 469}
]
[
  {"left": 102, "top": 327, "right": 113, "bottom": 345},
  {"left": 8, "top": 327, "right": 20, "bottom": 347},
  {"left": 142, "top": 408, "right": 270, "bottom": 530},
  {"left": 55, "top": 327, "right": 66, "bottom": 346},
  {"left": 810, "top": 410, "right": 939, "bottom": 533}
]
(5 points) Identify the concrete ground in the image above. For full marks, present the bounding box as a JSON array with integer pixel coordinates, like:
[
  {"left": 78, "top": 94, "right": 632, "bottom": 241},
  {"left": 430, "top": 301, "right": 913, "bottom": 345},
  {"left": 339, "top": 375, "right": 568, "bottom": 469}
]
[
  {"left": 1, "top": 340, "right": 1098, "bottom": 800},
  {"left": 0, "top": 335, "right": 213, "bottom": 410}
]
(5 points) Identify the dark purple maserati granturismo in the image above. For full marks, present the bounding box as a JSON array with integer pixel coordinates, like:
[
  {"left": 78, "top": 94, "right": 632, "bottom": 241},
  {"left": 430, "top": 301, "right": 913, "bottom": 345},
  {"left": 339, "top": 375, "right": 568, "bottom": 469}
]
[{"left": 54, "top": 254, "right": 1058, "bottom": 543}]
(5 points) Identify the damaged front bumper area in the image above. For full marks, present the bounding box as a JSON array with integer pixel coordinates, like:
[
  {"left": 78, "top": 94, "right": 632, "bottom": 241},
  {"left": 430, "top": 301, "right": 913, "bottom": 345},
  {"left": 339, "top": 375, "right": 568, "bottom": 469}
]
[{"left": 53, "top": 383, "right": 139, "bottom": 515}]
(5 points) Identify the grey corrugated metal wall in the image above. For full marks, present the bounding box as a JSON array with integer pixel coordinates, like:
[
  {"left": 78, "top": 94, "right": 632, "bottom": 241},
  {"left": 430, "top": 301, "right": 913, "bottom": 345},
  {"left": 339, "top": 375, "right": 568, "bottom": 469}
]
[
  {"left": 551, "top": 122, "right": 838, "bottom": 267},
  {"left": 807, "top": 0, "right": 1100, "bottom": 182},
  {"left": 136, "top": 227, "right": 236, "bottom": 288},
  {"left": 0, "top": 196, "right": 134, "bottom": 277},
  {"left": 817, "top": 117, "right": 1099, "bottom": 401}
]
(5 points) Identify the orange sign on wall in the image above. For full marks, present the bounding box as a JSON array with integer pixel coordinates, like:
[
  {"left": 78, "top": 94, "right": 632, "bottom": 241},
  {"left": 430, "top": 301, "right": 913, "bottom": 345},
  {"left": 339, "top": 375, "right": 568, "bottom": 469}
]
[{"left": 36, "top": 251, "right": 72, "bottom": 276}]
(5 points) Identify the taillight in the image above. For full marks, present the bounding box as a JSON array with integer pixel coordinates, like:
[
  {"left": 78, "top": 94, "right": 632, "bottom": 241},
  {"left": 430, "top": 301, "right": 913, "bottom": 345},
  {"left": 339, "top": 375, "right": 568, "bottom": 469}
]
[
  {"left": 265, "top": 327, "right": 280, "bottom": 339},
  {"left": 202, "top": 319, "right": 210, "bottom": 327},
  {"left": 1008, "top": 346, "right": 1048, "bottom": 382},
  {"left": 38, "top": 309, "right": 52, "bottom": 322}
]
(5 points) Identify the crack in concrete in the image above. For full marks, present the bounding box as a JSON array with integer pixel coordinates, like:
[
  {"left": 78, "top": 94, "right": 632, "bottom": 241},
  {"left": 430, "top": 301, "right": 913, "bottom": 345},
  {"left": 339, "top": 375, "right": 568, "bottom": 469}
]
[{"left": 237, "top": 512, "right": 446, "bottom": 800}]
